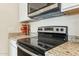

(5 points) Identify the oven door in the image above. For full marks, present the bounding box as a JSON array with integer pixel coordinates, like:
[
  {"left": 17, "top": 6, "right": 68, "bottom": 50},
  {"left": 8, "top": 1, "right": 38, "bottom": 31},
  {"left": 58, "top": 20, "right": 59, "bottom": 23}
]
[
  {"left": 17, "top": 44, "right": 45, "bottom": 56},
  {"left": 18, "top": 45, "right": 31, "bottom": 56},
  {"left": 17, "top": 45, "right": 37, "bottom": 56}
]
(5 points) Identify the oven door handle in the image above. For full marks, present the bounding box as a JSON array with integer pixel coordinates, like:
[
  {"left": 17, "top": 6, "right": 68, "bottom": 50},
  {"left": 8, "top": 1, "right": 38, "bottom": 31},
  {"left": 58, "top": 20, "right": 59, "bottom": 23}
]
[{"left": 17, "top": 45, "right": 41, "bottom": 56}]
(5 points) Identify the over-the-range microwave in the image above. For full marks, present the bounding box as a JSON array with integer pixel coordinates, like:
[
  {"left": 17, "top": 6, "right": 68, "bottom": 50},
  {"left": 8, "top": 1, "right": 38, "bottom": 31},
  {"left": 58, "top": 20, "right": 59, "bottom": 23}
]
[{"left": 28, "top": 3, "right": 64, "bottom": 20}]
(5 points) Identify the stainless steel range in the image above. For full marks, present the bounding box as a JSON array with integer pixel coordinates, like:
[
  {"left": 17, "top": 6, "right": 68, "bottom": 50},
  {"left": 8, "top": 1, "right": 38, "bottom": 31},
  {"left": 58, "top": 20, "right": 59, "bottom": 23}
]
[{"left": 17, "top": 26, "right": 68, "bottom": 56}]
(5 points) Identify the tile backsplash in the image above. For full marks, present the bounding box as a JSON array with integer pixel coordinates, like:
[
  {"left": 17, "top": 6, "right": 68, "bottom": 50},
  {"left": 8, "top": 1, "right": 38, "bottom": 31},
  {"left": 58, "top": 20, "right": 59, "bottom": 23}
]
[{"left": 30, "top": 14, "right": 79, "bottom": 36}]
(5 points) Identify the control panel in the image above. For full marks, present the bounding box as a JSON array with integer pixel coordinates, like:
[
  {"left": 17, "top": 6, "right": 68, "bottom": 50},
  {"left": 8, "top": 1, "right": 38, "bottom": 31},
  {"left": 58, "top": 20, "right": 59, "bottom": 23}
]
[{"left": 38, "top": 26, "right": 68, "bottom": 34}]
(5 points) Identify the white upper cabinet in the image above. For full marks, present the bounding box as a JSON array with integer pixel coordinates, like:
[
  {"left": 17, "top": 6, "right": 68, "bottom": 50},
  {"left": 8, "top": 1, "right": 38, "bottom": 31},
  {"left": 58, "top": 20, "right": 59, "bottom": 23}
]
[
  {"left": 61, "top": 3, "right": 79, "bottom": 12},
  {"left": 19, "top": 3, "right": 31, "bottom": 22}
]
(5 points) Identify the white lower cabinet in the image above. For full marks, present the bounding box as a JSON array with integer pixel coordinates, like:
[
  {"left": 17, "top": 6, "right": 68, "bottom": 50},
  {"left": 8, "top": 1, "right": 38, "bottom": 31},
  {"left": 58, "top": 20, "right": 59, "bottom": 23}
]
[{"left": 9, "top": 40, "right": 17, "bottom": 56}]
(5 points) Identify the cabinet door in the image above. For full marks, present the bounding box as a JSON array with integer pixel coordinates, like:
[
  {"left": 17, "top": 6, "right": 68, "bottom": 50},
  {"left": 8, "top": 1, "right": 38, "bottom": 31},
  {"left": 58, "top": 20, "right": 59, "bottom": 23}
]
[
  {"left": 19, "top": 3, "right": 31, "bottom": 22},
  {"left": 61, "top": 3, "right": 79, "bottom": 12}
]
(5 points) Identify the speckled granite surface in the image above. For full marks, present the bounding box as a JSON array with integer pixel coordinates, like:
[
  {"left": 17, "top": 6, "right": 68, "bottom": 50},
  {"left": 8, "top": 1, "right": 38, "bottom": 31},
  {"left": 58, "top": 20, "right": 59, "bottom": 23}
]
[
  {"left": 45, "top": 42, "right": 79, "bottom": 56},
  {"left": 8, "top": 32, "right": 38, "bottom": 40}
]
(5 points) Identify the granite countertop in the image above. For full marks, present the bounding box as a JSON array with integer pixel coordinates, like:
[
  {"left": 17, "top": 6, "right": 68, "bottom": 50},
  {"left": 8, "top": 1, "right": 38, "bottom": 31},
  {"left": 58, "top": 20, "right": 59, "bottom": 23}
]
[
  {"left": 45, "top": 41, "right": 79, "bottom": 56},
  {"left": 8, "top": 32, "right": 38, "bottom": 40}
]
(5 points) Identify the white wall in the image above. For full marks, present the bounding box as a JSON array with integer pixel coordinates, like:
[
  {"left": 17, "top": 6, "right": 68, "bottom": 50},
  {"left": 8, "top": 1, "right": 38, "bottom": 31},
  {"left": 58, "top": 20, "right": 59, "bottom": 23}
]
[
  {"left": 30, "top": 14, "right": 79, "bottom": 35},
  {"left": 0, "top": 4, "right": 19, "bottom": 56}
]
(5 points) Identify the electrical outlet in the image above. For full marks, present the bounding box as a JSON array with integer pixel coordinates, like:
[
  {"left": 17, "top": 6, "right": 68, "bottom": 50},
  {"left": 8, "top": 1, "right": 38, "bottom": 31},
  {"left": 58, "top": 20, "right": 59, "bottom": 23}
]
[
  {"left": 75, "top": 36, "right": 79, "bottom": 39},
  {"left": 68, "top": 35, "right": 75, "bottom": 40},
  {"left": 68, "top": 35, "right": 79, "bottom": 42}
]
